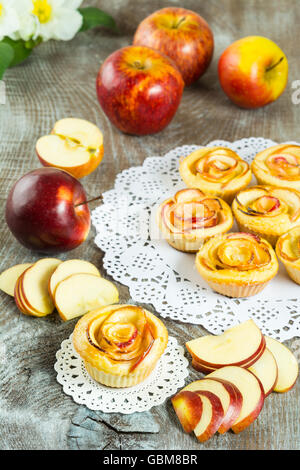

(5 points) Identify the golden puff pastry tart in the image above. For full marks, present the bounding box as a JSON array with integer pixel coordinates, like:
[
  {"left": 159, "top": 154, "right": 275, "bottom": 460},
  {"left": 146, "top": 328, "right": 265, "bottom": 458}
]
[
  {"left": 179, "top": 147, "right": 252, "bottom": 203},
  {"left": 276, "top": 226, "right": 300, "bottom": 285},
  {"left": 157, "top": 188, "right": 233, "bottom": 252},
  {"left": 195, "top": 232, "right": 278, "bottom": 298},
  {"left": 73, "top": 304, "right": 168, "bottom": 388},
  {"left": 252, "top": 144, "right": 300, "bottom": 191},
  {"left": 232, "top": 185, "right": 300, "bottom": 246}
]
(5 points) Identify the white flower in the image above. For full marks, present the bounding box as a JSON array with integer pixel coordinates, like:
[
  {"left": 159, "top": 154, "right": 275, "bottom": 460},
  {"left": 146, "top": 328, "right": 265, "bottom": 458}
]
[
  {"left": 12, "top": 0, "right": 83, "bottom": 42},
  {"left": 0, "top": 0, "right": 20, "bottom": 41}
]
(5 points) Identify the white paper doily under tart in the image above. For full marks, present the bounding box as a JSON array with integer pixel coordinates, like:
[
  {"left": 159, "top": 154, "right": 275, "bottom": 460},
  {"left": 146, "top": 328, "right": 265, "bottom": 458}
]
[
  {"left": 54, "top": 335, "right": 189, "bottom": 414},
  {"left": 92, "top": 138, "right": 300, "bottom": 342}
]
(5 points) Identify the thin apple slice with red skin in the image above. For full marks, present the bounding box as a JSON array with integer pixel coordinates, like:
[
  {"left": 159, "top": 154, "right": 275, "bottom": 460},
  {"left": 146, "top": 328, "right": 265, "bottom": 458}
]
[
  {"left": 14, "top": 275, "right": 31, "bottom": 316},
  {"left": 248, "top": 348, "right": 278, "bottom": 397},
  {"left": 171, "top": 391, "right": 203, "bottom": 433},
  {"left": 0, "top": 263, "right": 33, "bottom": 296},
  {"left": 207, "top": 366, "right": 265, "bottom": 434},
  {"left": 16, "top": 271, "right": 46, "bottom": 316},
  {"left": 54, "top": 273, "right": 119, "bottom": 321},
  {"left": 191, "top": 338, "right": 266, "bottom": 374},
  {"left": 21, "top": 259, "right": 62, "bottom": 316},
  {"left": 183, "top": 378, "right": 243, "bottom": 434},
  {"left": 49, "top": 259, "right": 101, "bottom": 299},
  {"left": 265, "top": 337, "right": 299, "bottom": 393},
  {"left": 191, "top": 358, "right": 217, "bottom": 374},
  {"left": 193, "top": 391, "right": 224, "bottom": 442},
  {"left": 186, "top": 320, "right": 265, "bottom": 370}
]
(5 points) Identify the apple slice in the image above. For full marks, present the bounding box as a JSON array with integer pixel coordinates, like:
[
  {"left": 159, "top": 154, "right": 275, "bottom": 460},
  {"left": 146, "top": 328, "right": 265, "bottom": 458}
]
[
  {"left": 186, "top": 320, "right": 265, "bottom": 369},
  {"left": 265, "top": 337, "right": 299, "bottom": 393},
  {"left": 183, "top": 378, "right": 243, "bottom": 434},
  {"left": 49, "top": 259, "right": 101, "bottom": 299},
  {"left": 21, "top": 258, "right": 62, "bottom": 316},
  {"left": 193, "top": 391, "right": 224, "bottom": 442},
  {"left": 171, "top": 391, "right": 203, "bottom": 433},
  {"left": 36, "top": 118, "right": 104, "bottom": 179},
  {"left": 14, "top": 272, "right": 45, "bottom": 317},
  {"left": 54, "top": 273, "right": 119, "bottom": 321},
  {"left": 248, "top": 348, "right": 278, "bottom": 397},
  {"left": 0, "top": 263, "right": 33, "bottom": 296},
  {"left": 207, "top": 366, "right": 265, "bottom": 433}
]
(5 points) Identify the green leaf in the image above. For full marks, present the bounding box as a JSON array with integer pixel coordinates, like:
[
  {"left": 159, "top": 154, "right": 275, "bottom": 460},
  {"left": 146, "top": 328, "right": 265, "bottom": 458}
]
[
  {"left": 78, "top": 7, "right": 117, "bottom": 32},
  {"left": 1, "top": 37, "right": 33, "bottom": 67},
  {"left": 0, "top": 41, "right": 14, "bottom": 79}
]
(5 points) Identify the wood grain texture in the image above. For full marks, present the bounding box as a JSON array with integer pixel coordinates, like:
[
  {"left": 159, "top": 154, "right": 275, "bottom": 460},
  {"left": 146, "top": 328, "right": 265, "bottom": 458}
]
[{"left": 0, "top": 0, "right": 299, "bottom": 450}]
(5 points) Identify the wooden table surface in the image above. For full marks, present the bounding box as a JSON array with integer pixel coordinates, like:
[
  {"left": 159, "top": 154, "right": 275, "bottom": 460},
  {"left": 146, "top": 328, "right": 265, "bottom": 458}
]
[{"left": 1, "top": 0, "right": 299, "bottom": 450}]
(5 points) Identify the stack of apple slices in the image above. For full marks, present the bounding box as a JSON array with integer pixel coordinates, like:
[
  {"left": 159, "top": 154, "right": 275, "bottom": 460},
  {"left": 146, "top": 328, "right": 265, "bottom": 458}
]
[
  {"left": 0, "top": 258, "right": 119, "bottom": 320},
  {"left": 172, "top": 320, "right": 298, "bottom": 442}
]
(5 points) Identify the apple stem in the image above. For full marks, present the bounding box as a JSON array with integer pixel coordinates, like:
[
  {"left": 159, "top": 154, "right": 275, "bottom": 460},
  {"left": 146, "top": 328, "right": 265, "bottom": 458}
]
[
  {"left": 75, "top": 195, "right": 103, "bottom": 207},
  {"left": 173, "top": 17, "right": 186, "bottom": 28},
  {"left": 266, "top": 56, "right": 284, "bottom": 72}
]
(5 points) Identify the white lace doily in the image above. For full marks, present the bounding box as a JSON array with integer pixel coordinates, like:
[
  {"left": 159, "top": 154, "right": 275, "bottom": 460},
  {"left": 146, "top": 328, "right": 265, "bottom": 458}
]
[
  {"left": 54, "top": 335, "right": 189, "bottom": 414},
  {"left": 92, "top": 138, "right": 300, "bottom": 342}
]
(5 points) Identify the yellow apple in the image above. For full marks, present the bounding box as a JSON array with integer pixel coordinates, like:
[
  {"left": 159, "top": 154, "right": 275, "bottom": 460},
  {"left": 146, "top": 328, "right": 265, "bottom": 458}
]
[{"left": 218, "top": 36, "right": 288, "bottom": 108}]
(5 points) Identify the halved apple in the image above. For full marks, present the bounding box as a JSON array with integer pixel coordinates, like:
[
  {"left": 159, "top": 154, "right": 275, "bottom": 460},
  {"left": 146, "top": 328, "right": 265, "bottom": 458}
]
[
  {"left": 186, "top": 320, "right": 265, "bottom": 370},
  {"left": 36, "top": 118, "right": 104, "bottom": 179},
  {"left": 183, "top": 377, "right": 243, "bottom": 434},
  {"left": 49, "top": 259, "right": 101, "bottom": 299},
  {"left": 0, "top": 263, "right": 33, "bottom": 296},
  {"left": 193, "top": 391, "right": 224, "bottom": 442},
  {"left": 54, "top": 273, "right": 119, "bottom": 321},
  {"left": 248, "top": 348, "right": 278, "bottom": 397},
  {"left": 171, "top": 391, "right": 203, "bottom": 433},
  {"left": 20, "top": 258, "right": 62, "bottom": 316},
  {"left": 265, "top": 337, "right": 299, "bottom": 393},
  {"left": 207, "top": 366, "right": 265, "bottom": 433}
]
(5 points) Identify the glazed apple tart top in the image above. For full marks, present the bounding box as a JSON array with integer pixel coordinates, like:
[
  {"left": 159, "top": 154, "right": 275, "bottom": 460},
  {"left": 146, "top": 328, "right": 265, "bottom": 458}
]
[
  {"left": 157, "top": 188, "right": 233, "bottom": 239},
  {"left": 179, "top": 147, "right": 251, "bottom": 201},
  {"left": 276, "top": 226, "right": 300, "bottom": 267},
  {"left": 196, "top": 232, "right": 278, "bottom": 284},
  {"left": 73, "top": 305, "right": 168, "bottom": 375},
  {"left": 252, "top": 144, "right": 300, "bottom": 189},
  {"left": 232, "top": 186, "right": 300, "bottom": 231}
]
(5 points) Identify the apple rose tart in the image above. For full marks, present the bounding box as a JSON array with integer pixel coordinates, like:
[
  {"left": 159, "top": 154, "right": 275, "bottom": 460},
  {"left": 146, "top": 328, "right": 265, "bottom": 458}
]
[
  {"left": 195, "top": 232, "right": 278, "bottom": 297},
  {"left": 232, "top": 186, "right": 300, "bottom": 246},
  {"left": 276, "top": 227, "right": 300, "bottom": 285},
  {"left": 252, "top": 144, "right": 300, "bottom": 191},
  {"left": 179, "top": 147, "right": 252, "bottom": 203},
  {"left": 73, "top": 304, "right": 168, "bottom": 388},
  {"left": 157, "top": 188, "right": 233, "bottom": 252}
]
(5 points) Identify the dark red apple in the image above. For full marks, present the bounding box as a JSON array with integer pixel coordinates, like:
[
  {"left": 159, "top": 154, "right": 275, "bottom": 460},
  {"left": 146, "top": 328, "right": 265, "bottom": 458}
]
[
  {"left": 5, "top": 168, "right": 90, "bottom": 253},
  {"left": 96, "top": 45, "right": 184, "bottom": 135}
]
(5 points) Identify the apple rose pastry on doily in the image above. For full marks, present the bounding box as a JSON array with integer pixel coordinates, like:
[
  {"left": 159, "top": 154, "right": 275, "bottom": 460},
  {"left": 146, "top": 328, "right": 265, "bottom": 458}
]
[
  {"left": 179, "top": 147, "right": 252, "bottom": 203},
  {"left": 73, "top": 304, "right": 168, "bottom": 388},
  {"left": 276, "top": 227, "right": 300, "bottom": 285},
  {"left": 252, "top": 144, "right": 300, "bottom": 191},
  {"left": 232, "top": 186, "right": 300, "bottom": 246},
  {"left": 195, "top": 232, "right": 278, "bottom": 298},
  {"left": 157, "top": 188, "right": 233, "bottom": 252}
]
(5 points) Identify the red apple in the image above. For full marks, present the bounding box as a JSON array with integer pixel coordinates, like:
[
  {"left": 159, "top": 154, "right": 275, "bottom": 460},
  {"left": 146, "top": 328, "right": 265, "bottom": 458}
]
[
  {"left": 133, "top": 7, "right": 214, "bottom": 86},
  {"left": 218, "top": 36, "right": 288, "bottom": 109},
  {"left": 96, "top": 45, "right": 184, "bottom": 135},
  {"left": 5, "top": 168, "right": 90, "bottom": 253}
]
